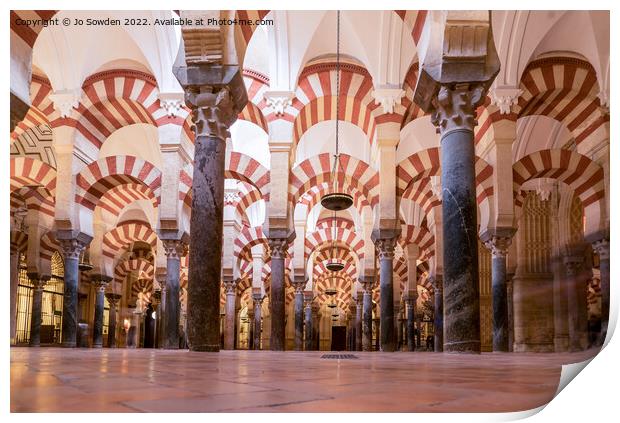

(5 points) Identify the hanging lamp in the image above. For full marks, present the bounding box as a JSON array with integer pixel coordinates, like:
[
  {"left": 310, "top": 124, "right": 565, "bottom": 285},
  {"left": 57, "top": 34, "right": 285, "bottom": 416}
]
[
  {"left": 325, "top": 210, "right": 345, "bottom": 272},
  {"left": 320, "top": 10, "right": 353, "bottom": 212}
]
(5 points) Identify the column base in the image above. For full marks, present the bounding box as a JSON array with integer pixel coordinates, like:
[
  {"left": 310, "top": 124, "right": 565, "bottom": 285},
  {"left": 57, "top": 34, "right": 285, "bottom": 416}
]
[
  {"left": 62, "top": 342, "right": 76, "bottom": 348},
  {"left": 444, "top": 341, "right": 481, "bottom": 353},
  {"left": 190, "top": 344, "right": 219, "bottom": 352}
]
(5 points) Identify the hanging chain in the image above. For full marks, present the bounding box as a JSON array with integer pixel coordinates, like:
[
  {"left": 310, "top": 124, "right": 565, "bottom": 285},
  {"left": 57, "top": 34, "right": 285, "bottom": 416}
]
[{"left": 335, "top": 10, "right": 341, "bottom": 157}]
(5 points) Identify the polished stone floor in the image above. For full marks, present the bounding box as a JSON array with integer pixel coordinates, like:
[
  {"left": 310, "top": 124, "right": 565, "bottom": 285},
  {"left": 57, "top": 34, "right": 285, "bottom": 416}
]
[{"left": 10, "top": 347, "right": 600, "bottom": 413}]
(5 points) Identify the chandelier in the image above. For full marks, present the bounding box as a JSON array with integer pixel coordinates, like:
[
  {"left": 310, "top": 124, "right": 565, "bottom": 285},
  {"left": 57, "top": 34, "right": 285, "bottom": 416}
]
[
  {"left": 320, "top": 10, "right": 353, "bottom": 212},
  {"left": 325, "top": 210, "right": 345, "bottom": 272}
]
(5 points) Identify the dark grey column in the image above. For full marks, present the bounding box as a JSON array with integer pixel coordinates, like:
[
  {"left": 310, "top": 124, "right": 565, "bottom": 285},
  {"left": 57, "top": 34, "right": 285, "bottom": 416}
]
[
  {"left": 482, "top": 232, "right": 514, "bottom": 352},
  {"left": 58, "top": 236, "right": 90, "bottom": 348},
  {"left": 162, "top": 240, "right": 185, "bottom": 349},
  {"left": 156, "top": 268, "right": 167, "bottom": 349},
  {"left": 292, "top": 279, "right": 306, "bottom": 351},
  {"left": 105, "top": 293, "right": 121, "bottom": 348},
  {"left": 223, "top": 278, "right": 237, "bottom": 350},
  {"left": 29, "top": 275, "right": 48, "bottom": 347},
  {"left": 355, "top": 294, "right": 363, "bottom": 351},
  {"left": 374, "top": 237, "right": 397, "bottom": 352},
  {"left": 431, "top": 276, "right": 444, "bottom": 352},
  {"left": 252, "top": 291, "right": 263, "bottom": 350},
  {"left": 406, "top": 293, "right": 417, "bottom": 351},
  {"left": 593, "top": 239, "right": 610, "bottom": 343},
  {"left": 92, "top": 276, "right": 111, "bottom": 348},
  {"left": 565, "top": 254, "right": 588, "bottom": 351},
  {"left": 394, "top": 303, "right": 402, "bottom": 350},
  {"left": 434, "top": 86, "right": 489, "bottom": 354},
  {"left": 361, "top": 278, "right": 374, "bottom": 351},
  {"left": 10, "top": 242, "right": 19, "bottom": 341},
  {"left": 507, "top": 275, "right": 515, "bottom": 352},
  {"left": 174, "top": 65, "right": 246, "bottom": 353},
  {"left": 268, "top": 238, "right": 288, "bottom": 351},
  {"left": 304, "top": 298, "right": 313, "bottom": 351},
  {"left": 312, "top": 304, "right": 320, "bottom": 350}
]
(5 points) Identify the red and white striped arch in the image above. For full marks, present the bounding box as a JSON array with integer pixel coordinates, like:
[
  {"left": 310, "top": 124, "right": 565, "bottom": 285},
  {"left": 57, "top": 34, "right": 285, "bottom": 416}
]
[
  {"left": 399, "top": 63, "right": 427, "bottom": 129},
  {"left": 11, "top": 75, "right": 55, "bottom": 142},
  {"left": 393, "top": 10, "right": 428, "bottom": 48},
  {"left": 298, "top": 183, "right": 370, "bottom": 215},
  {"left": 39, "top": 231, "right": 60, "bottom": 268},
  {"left": 114, "top": 257, "right": 154, "bottom": 285},
  {"left": 10, "top": 157, "right": 57, "bottom": 197},
  {"left": 400, "top": 224, "right": 434, "bottom": 258},
  {"left": 238, "top": 69, "right": 270, "bottom": 132},
  {"left": 291, "top": 62, "right": 380, "bottom": 146},
  {"left": 314, "top": 273, "right": 354, "bottom": 309},
  {"left": 75, "top": 155, "right": 162, "bottom": 210},
  {"left": 289, "top": 153, "right": 379, "bottom": 207},
  {"left": 515, "top": 57, "right": 607, "bottom": 146},
  {"left": 235, "top": 10, "right": 272, "bottom": 57},
  {"left": 102, "top": 221, "right": 158, "bottom": 260},
  {"left": 234, "top": 183, "right": 263, "bottom": 223},
  {"left": 512, "top": 149, "right": 605, "bottom": 234},
  {"left": 131, "top": 278, "right": 154, "bottom": 301},
  {"left": 234, "top": 226, "right": 268, "bottom": 262},
  {"left": 97, "top": 183, "right": 158, "bottom": 218},
  {"left": 305, "top": 225, "right": 365, "bottom": 260},
  {"left": 11, "top": 187, "right": 55, "bottom": 219},
  {"left": 11, "top": 231, "right": 29, "bottom": 253}
]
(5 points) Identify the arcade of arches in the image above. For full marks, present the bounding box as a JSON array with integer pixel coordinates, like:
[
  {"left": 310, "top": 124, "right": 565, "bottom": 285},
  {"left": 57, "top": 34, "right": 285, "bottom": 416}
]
[{"left": 9, "top": 9, "right": 610, "bottom": 412}]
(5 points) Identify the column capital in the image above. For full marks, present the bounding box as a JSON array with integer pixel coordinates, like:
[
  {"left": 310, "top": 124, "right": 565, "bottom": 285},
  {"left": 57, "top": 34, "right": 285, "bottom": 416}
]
[
  {"left": 162, "top": 239, "right": 187, "bottom": 259},
  {"left": 91, "top": 274, "right": 112, "bottom": 291},
  {"left": 28, "top": 273, "right": 50, "bottom": 290},
  {"left": 431, "top": 83, "right": 488, "bottom": 135},
  {"left": 563, "top": 254, "right": 584, "bottom": 276},
  {"left": 224, "top": 278, "right": 238, "bottom": 295},
  {"left": 489, "top": 87, "right": 523, "bottom": 115},
  {"left": 268, "top": 237, "right": 289, "bottom": 259},
  {"left": 292, "top": 279, "right": 306, "bottom": 293},
  {"left": 359, "top": 276, "right": 375, "bottom": 293},
  {"left": 105, "top": 293, "right": 122, "bottom": 307},
  {"left": 481, "top": 227, "right": 516, "bottom": 258},
  {"left": 263, "top": 90, "right": 295, "bottom": 116},
  {"left": 57, "top": 237, "right": 89, "bottom": 259},
  {"left": 592, "top": 238, "right": 610, "bottom": 260},
  {"left": 374, "top": 237, "right": 397, "bottom": 261},
  {"left": 429, "top": 275, "right": 443, "bottom": 292}
]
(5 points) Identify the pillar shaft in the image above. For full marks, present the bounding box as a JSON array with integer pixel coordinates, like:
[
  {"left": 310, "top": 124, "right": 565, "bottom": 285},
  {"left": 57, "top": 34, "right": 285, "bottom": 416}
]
[
  {"left": 224, "top": 280, "right": 237, "bottom": 350},
  {"left": 29, "top": 278, "right": 46, "bottom": 347},
  {"left": 177, "top": 81, "right": 241, "bottom": 353},
  {"left": 10, "top": 245, "right": 19, "bottom": 341},
  {"left": 253, "top": 294, "right": 263, "bottom": 350},
  {"left": 304, "top": 301, "right": 313, "bottom": 351},
  {"left": 59, "top": 239, "right": 87, "bottom": 348},
  {"left": 433, "top": 279, "right": 444, "bottom": 352},
  {"left": 594, "top": 240, "right": 610, "bottom": 342},
  {"left": 106, "top": 295, "right": 120, "bottom": 348},
  {"left": 355, "top": 296, "right": 363, "bottom": 351},
  {"left": 483, "top": 235, "right": 513, "bottom": 352},
  {"left": 361, "top": 281, "right": 373, "bottom": 351},
  {"left": 376, "top": 238, "right": 397, "bottom": 352},
  {"left": 268, "top": 238, "right": 287, "bottom": 351},
  {"left": 565, "top": 256, "right": 588, "bottom": 351},
  {"left": 406, "top": 297, "right": 416, "bottom": 351},
  {"left": 293, "top": 283, "right": 305, "bottom": 351},
  {"left": 434, "top": 85, "right": 485, "bottom": 353},
  {"left": 163, "top": 241, "right": 184, "bottom": 349},
  {"left": 552, "top": 256, "right": 569, "bottom": 352}
]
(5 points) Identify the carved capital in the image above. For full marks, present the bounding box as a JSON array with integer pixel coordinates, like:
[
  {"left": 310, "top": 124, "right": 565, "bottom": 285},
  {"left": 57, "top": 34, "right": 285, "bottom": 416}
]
[
  {"left": 292, "top": 280, "right": 306, "bottom": 293},
  {"left": 375, "top": 237, "right": 397, "bottom": 261},
  {"left": 162, "top": 239, "right": 187, "bottom": 259},
  {"left": 489, "top": 87, "right": 522, "bottom": 115},
  {"left": 185, "top": 86, "right": 237, "bottom": 141},
  {"left": 91, "top": 275, "right": 112, "bottom": 292},
  {"left": 59, "top": 238, "right": 87, "bottom": 260},
  {"left": 592, "top": 238, "right": 610, "bottom": 260},
  {"left": 563, "top": 255, "right": 584, "bottom": 277},
  {"left": 158, "top": 92, "right": 185, "bottom": 117},
  {"left": 263, "top": 91, "right": 295, "bottom": 116},
  {"left": 252, "top": 293, "right": 264, "bottom": 304},
  {"left": 224, "top": 279, "right": 238, "bottom": 295},
  {"left": 484, "top": 236, "right": 513, "bottom": 258},
  {"left": 429, "top": 275, "right": 443, "bottom": 292},
  {"left": 268, "top": 238, "right": 288, "bottom": 259},
  {"left": 360, "top": 278, "right": 375, "bottom": 294},
  {"left": 29, "top": 275, "right": 49, "bottom": 291},
  {"left": 431, "top": 83, "right": 486, "bottom": 135},
  {"left": 372, "top": 88, "right": 405, "bottom": 114},
  {"left": 49, "top": 90, "right": 80, "bottom": 118}
]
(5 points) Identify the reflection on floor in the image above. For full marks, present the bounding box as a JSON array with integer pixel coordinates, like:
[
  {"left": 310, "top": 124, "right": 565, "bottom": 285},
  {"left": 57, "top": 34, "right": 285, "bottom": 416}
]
[{"left": 10, "top": 347, "right": 600, "bottom": 413}]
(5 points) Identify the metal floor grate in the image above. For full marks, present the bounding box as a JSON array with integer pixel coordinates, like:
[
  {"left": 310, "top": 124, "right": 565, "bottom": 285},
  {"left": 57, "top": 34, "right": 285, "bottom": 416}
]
[{"left": 320, "top": 354, "right": 359, "bottom": 359}]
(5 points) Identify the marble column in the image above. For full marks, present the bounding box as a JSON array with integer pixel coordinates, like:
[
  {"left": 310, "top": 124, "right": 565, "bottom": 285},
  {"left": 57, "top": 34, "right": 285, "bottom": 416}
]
[
  {"left": 593, "top": 239, "right": 610, "bottom": 343},
  {"left": 91, "top": 276, "right": 111, "bottom": 348},
  {"left": 28, "top": 275, "right": 48, "bottom": 347},
  {"left": 406, "top": 293, "right": 417, "bottom": 351},
  {"left": 483, "top": 234, "right": 514, "bottom": 352},
  {"left": 105, "top": 293, "right": 121, "bottom": 348},
  {"left": 268, "top": 238, "right": 288, "bottom": 351},
  {"left": 10, "top": 243, "right": 19, "bottom": 341},
  {"left": 304, "top": 298, "right": 313, "bottom": 351},
  {"left": 174, "top": 66, "right": 245, "bottom": 353},
  {"left": 312, "top": 305, "right": 321, "bottom": 350},
  {"left": 223, "top": 278, "right": 237, "bottom": 350},
  {"left": 507, "top": 275, "right": 515, "bottom": 352},
  {"left": 162, "top": 240, "right": 185, "bottom": 349},
  {"left": 375, "top": 237, "right": 397, "bottom": 352},
  {"left": 361, "top": 278, "right": 374, "bottom": 351},
  {"left": 431, "top": 276, "right": 444, "bottom": 352},
  {"left": 151, "top": 290, "right": 161, "bottom": 349},
  {"left": 355, "top": 293, "right": 363, "bottom": 351},
  {"left": 433, "top": 85, "right": 489, "bottom": 354},
  {"left": 292, "top": 279, "right": 306, "bottom": 351},
  {"left": 394, "top": 303, "right": 402, "bottom": 350},
  {"left": 565, "top": 254, "right": 588, "bottom": 351},
  {"left": 252, "top": 290, "right": 263, "bottom": 350},
  {"left": 58, "top": 237, "right": 89, "bottom": 348}
]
